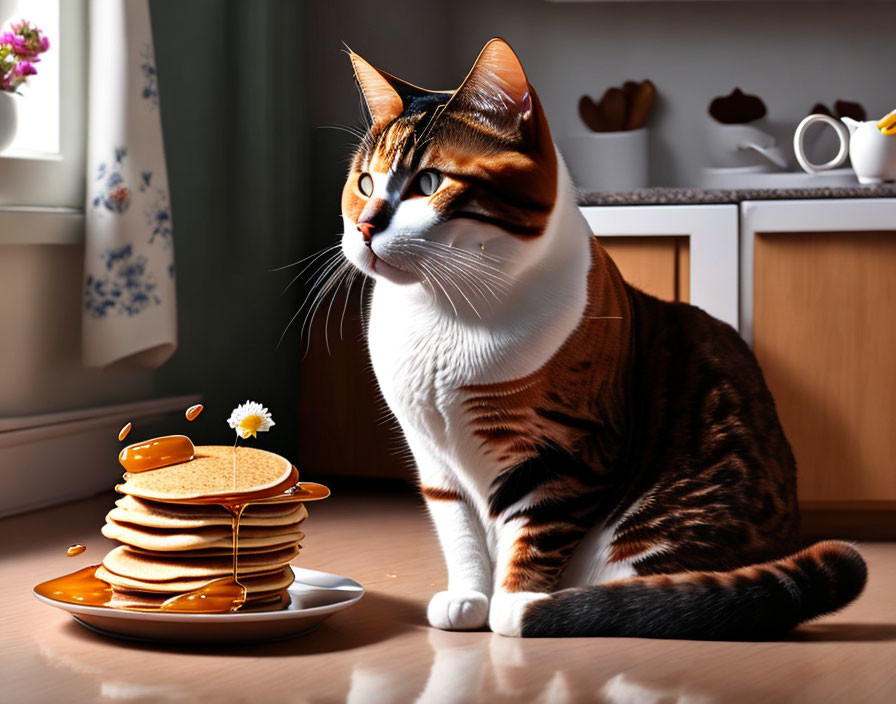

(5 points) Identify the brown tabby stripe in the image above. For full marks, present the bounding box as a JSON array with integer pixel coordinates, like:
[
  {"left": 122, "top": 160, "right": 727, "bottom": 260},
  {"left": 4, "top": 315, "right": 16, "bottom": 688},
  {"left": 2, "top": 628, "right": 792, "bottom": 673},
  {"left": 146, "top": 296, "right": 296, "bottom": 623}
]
[{"left": 420, "top": 486, "right": 462, "bottom": 502}]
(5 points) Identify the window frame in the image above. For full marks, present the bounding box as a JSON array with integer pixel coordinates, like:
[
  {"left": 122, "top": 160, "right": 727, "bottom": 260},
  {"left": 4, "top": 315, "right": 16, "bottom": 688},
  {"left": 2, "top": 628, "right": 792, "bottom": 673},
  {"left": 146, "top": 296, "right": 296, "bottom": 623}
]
[{"left": 0, "top": 0, "right": 86, "bottom": 210}]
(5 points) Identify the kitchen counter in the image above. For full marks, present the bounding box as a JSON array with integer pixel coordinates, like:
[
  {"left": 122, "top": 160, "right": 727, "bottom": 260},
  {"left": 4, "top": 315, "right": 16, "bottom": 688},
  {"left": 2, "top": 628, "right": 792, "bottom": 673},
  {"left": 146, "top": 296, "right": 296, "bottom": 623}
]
[
  {"left": 578, "top": 183, "right": 896, "bottom": 206},
  {"left": 4, "top": 489, "right": 896, "bottom": 703}
]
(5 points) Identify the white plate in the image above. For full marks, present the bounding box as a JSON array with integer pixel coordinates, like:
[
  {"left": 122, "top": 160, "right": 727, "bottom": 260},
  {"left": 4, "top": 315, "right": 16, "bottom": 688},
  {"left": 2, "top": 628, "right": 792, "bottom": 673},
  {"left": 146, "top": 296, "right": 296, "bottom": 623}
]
[{"left": 33, "top": 566, "right": 364, "bottom": 644}]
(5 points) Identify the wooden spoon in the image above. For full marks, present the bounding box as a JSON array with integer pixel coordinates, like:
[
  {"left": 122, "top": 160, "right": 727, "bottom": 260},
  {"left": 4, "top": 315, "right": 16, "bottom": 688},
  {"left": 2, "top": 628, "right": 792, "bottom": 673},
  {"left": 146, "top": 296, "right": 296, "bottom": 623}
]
[
  {"left": 625, "top": 80, "right": 656, "bottom": 130},
  {"left": 578, "top": 95, "right": 607, "bottom": 132},
  {"left": 600, "top": 87, "right": 627, "bottom": 132}
]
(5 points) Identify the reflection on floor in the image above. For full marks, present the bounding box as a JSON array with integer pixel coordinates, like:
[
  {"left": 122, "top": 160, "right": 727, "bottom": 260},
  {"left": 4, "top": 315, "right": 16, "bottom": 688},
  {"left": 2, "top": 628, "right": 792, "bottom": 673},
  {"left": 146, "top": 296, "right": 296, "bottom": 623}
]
[{"left": 6, "top": 489, "right": 896, "bottom": 703}]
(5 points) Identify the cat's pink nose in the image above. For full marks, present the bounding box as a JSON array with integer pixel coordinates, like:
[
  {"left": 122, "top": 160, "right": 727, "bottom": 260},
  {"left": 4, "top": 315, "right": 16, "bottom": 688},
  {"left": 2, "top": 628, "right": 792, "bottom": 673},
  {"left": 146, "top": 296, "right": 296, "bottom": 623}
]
[{"left": 357, "top": 221, "right": 376, "bottom": 244}]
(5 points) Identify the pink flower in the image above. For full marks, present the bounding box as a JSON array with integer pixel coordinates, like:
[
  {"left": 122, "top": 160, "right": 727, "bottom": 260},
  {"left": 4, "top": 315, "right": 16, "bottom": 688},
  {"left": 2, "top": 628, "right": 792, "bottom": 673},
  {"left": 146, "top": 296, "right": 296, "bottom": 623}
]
[
  {"left": 0, "top": 18, "right": 48, "bottom": 92},
  {"left": 13, "top": 60, "right": 35, "bottom": 77}
]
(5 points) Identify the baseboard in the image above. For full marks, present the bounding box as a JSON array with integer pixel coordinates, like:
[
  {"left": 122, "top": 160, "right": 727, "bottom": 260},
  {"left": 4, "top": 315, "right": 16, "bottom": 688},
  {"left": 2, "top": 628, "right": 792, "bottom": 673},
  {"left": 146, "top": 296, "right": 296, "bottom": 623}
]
[
  {"left": 800, "top": 505, "right": 896, "bottom": 541},
  {"left": 0, "top": 394, "right": 200, "bottom": 518}
]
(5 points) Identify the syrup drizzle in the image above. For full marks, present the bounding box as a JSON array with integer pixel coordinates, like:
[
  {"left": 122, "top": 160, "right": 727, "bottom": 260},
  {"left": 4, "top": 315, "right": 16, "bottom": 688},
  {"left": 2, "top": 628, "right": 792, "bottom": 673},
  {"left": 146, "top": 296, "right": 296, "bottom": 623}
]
[
  {"left": 65, "top": 544, "right": 86, "bottom": 557},
  {"left": 118, "top": 423, "right": 132, "bottom": 442},
  {"left": 160, "top": 504, "right": 247, "bottom": 613},
  {"left": 185, "top": 404, "right": 203, "bottom": 421}
]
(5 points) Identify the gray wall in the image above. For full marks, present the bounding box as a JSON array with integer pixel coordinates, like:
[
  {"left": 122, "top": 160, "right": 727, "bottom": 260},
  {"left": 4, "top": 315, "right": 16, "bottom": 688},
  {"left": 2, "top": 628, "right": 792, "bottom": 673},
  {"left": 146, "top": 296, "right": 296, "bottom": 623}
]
[{"left": 310, "top": 0, "right": 896, "bottom": 187}]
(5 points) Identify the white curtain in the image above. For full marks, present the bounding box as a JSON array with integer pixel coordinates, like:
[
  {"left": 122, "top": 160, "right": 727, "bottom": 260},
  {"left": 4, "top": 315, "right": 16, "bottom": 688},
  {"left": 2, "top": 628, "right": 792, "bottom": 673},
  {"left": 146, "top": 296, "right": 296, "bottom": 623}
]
[{"left": 82, "top": 0, "right": 176, "bottom": 370}]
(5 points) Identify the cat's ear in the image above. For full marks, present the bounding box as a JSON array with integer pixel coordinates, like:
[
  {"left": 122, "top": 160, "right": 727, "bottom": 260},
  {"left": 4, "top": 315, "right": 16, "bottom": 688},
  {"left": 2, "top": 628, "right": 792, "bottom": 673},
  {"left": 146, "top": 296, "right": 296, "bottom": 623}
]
[
  {"left": 349, "top": 52, "right": 405, "bottom": 130},
  {"left": 448, "top": 38, "right": 534, "bottom": 132}
]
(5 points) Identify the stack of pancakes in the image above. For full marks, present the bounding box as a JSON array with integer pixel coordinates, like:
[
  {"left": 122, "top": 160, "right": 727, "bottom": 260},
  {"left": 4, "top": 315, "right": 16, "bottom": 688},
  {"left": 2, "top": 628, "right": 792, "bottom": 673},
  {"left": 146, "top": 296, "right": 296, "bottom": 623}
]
[{"left": 97, "top": 445, "right": 307, "bottom": 610}]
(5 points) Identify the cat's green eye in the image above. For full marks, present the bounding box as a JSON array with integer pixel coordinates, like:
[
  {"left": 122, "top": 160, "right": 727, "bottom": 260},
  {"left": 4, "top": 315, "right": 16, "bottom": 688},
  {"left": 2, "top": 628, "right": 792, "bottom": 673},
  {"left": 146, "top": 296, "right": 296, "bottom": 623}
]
[
  {"left": 415, "top": 169, "right": 443, "bottom": 197},
  {"left": 358, "top": 172, "right": 374, "bottom": 197}
]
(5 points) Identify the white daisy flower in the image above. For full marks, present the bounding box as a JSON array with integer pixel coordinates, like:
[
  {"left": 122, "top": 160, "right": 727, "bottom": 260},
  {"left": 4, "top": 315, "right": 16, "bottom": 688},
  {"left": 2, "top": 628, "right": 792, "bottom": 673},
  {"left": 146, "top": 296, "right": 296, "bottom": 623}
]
[{"left": 227, "top": 400, "right": 275, "bottom": 439}]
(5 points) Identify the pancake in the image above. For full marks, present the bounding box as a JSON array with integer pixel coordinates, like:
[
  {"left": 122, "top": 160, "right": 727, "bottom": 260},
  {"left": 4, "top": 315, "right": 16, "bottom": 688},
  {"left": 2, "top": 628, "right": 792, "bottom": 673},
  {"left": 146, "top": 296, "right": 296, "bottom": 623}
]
[
  {"left": 108, "top": 495, "right": 308, "bottom": 530},
  {"left": 102, "top": 544, "right": 300, "bottom": 581},
  {"left": 97, "top": 565, "right": 295, "bottom": 594},
  {"left": 101, "top": 518, "right": 305, "bottom": 551},
  {"left": 117, "top": 445, "right": 298, "bottom": 503},
  {"left": 126, "top": 542, "right": 300, "bottom": 558},
  {"left": 96, "top": 564, "right": 296, "bottom": 594},
  {"left": 107, "top": 586, "right": 290, "bottom": 611}
]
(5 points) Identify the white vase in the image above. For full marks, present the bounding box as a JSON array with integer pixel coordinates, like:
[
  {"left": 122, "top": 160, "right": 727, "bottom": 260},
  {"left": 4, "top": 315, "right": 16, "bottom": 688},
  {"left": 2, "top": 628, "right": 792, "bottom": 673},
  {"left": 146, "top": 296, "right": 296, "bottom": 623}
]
[
  {"left": 558, "top": 128, "right": 649, "bottom": 192},
  {"left": 0, "top": 92, "right": 17, "bottom": 153}
]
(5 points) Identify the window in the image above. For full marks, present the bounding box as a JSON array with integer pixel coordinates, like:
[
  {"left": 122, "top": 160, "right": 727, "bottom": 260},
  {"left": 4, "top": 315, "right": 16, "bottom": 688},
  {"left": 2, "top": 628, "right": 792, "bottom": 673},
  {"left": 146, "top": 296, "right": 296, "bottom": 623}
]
[{"left": 0, "top": 0, "right": 86, "bottom": 209}]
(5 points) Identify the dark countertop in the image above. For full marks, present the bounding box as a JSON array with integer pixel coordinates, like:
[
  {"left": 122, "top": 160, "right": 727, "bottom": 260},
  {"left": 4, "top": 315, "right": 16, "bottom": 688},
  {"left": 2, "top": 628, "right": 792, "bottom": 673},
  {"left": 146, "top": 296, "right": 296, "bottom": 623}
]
[{"left": 578, "top": 184, "right": 896, "bottom": 206}]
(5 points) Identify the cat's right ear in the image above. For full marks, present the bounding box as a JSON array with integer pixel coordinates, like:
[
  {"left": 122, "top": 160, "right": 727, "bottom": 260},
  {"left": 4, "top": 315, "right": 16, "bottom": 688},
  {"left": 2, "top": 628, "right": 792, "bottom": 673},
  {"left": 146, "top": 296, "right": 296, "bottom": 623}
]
[{"left": 349, "top": 52, "right": 404, "bottom": 131}]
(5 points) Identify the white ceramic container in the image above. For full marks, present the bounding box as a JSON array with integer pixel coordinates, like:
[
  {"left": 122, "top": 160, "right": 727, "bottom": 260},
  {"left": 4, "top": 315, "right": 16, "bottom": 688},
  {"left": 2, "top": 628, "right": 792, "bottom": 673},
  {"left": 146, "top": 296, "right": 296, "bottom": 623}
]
[{"left": 559, "top": 128, "right": 648, "bottom": 192}]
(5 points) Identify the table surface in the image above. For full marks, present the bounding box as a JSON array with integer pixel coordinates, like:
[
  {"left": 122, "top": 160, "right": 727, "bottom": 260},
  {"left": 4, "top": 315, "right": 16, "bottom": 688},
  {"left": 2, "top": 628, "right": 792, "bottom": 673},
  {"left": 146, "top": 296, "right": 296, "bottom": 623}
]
[{"left": 4, "top": 489, "right": 896, "bottom": 704}]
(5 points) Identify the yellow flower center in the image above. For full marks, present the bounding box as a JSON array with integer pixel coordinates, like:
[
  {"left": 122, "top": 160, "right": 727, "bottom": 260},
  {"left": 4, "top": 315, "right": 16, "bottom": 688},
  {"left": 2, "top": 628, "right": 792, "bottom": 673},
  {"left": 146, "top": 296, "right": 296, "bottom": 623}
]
[{"left": 238, "top": 414, "right": 264, "bottom": 438}]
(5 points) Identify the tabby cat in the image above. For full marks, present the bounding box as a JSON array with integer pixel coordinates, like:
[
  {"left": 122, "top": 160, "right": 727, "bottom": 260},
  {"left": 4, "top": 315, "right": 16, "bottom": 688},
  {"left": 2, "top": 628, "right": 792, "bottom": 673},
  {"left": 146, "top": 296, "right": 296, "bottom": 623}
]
[{"left": 339, "top": 39, "right": 866, "bottom": 638}]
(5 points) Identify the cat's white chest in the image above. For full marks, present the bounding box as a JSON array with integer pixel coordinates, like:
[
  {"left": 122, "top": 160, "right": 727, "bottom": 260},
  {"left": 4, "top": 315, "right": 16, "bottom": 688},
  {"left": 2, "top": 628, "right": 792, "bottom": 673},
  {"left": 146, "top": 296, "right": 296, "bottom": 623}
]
[{"left": 367, "top": 287, "right": 474, "bottom": 449}]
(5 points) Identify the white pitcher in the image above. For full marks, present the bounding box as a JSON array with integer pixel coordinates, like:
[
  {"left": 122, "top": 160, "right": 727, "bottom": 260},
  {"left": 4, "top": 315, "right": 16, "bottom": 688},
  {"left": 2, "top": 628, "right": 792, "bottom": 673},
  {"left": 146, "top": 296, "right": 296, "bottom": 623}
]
[{"left": 794, "top": 114, "right": 896, "bottom": 184}]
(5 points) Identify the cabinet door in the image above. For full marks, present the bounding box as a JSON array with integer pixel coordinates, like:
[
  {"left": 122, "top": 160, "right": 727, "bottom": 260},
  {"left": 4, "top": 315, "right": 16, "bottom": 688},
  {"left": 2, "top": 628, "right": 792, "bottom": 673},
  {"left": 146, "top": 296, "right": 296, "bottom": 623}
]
[
  {"left": 580, "top": 205, "right": 739, "bottom": 329},
  {"left": 742, "top": 199, "right": 896, "bottom": 508},
  {"left": 600, "top": 236, "right": 690, "bottom": 303}
]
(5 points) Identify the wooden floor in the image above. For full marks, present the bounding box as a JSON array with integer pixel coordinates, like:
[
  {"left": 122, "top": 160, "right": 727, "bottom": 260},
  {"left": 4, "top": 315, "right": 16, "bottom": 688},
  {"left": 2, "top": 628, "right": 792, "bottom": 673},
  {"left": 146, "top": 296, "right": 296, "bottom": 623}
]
[{"left": 3, "top": 488, "right": 896, "bottom": 704}]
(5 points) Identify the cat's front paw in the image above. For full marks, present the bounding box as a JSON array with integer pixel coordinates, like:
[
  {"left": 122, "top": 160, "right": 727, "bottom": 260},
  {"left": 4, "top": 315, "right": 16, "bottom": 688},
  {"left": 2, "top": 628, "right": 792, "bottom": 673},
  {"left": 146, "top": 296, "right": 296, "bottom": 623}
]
[
  {"left": 427, "top": 590, "right": 489, "bottom": 630},
  {"left": 489, "top": 591, "right": 550, "bottom": 637}
]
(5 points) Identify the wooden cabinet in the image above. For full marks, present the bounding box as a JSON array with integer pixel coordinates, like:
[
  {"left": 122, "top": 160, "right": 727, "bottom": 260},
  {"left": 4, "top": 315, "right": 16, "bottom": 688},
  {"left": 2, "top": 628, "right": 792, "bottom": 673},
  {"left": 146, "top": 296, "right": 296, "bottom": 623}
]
[
  {"left": 742, "top": 199, "right": 896, "bottom": 515},
  {"left": 600, "top": 236, "right": 690, "bottom": 303},
  {"left": 581, "top": 205, "right": 739, "bottom": 329},
  {"left": 296, "top": 288, "right": 408, "bottom": 480}
]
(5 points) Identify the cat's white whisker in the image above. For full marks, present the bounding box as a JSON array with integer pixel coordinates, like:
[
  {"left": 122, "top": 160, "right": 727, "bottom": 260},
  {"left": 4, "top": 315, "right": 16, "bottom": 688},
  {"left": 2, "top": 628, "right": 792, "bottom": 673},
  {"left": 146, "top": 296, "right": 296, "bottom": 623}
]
[
  {"left": 339, "top": 269, "right": 359, "bottom": 341},
  {"left": 322, "top": 263, "right": 355, "bottom": 355},
  {"left": 426, "top": 256, "right": 483, "bottom": 320},
  {"left": 280, "top": 244, "right": 343, "bottom": 294},
  {"left": 276, "top": 250, "right": 346, "bottom": 349},
  {"left": 426, "top": 252, "right": 500, "bottom": 309},
  {"left": 269, "top": 243, "right": 341, "bottom": 273},
  {"left": 300, "top": 259, "right": 352, "bottom": 357},
  {"left": 398, "top": 240, "right": 513, "bottom": 294},
  {"left": 415, "top": 257, "right": 459, "bottom": 318}
]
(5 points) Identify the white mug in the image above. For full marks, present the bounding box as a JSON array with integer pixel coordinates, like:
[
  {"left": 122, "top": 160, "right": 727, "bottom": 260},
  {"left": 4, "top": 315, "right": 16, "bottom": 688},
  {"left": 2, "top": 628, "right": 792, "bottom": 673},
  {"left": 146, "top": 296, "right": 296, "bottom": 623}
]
[{"left": 793, "top": 114, "right": 850, "bottom": 174}]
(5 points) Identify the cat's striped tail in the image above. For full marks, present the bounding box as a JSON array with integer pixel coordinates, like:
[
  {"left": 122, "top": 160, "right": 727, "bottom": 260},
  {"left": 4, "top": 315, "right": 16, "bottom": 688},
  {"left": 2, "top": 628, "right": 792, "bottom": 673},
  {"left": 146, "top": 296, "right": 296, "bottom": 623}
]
[{"left": 521, "top": 540, "right": 867, "bottom": 639}]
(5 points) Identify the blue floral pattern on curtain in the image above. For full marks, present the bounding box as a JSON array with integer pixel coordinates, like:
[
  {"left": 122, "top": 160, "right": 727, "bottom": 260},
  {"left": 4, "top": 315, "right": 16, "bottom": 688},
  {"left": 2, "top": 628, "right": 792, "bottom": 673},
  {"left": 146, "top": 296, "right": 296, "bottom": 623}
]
[{"left": 81, "top": 0, "right": 176, "bottom": 370}]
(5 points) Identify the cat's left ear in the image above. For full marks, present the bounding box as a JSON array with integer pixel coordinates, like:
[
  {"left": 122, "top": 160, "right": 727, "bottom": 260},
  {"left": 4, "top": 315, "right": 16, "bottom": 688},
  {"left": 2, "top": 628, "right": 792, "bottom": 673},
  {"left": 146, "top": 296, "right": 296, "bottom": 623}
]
[
  {"left": 448, "top": 38, "right": 534, "bottom": 133},
  {"left": 349, "top": 52, "right": 405, "bottom": 131}
]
